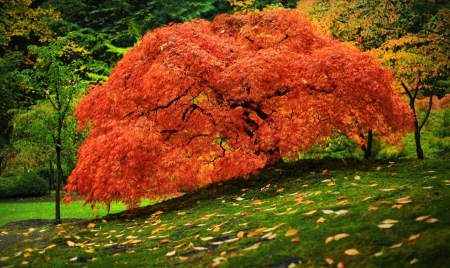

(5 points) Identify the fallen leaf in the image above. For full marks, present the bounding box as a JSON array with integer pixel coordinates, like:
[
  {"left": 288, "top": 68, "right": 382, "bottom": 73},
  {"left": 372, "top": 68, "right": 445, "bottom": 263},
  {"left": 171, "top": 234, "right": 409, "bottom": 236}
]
[
  {"left": 194, "top": 247, "right": 208, "bottom": 251},
  {"left": 373, "top": 251, "right": 383, "bottom": 257},
  {"left": 247, "top": 232, "right": 258, "bottom": 238},
  {"left": 415, "top": 215, "right": 430, "bottom": 221},
  {"left": 153, "top": 211, "right": 164, "bottom": 216},
  {"left": 87, "top": 223, "right": 95, "bottom": 228},
  {"left": 327, "top": 181, "right": 336, "bottom": 186},
  {"left": 345, "top": 249, "right": 360, "bottom": 255},
  {"left": 337, "top": 200, "right": 349, "bottom": 205},
  {"left": 85, "top": 247, "right": 96, "bottom": 253},
  {"left": 317, "top": 217, "right": 327, "bottom": 223},
  {"left": 252, "top": 200, "right": 262, "bottom": 205},
  {"left": 368, "top": 206, "right": 379, "bottom": 211},
  {"left": 334, "top": 233, "right": 349, "bottom": 240},
  {"left": 166, "top": 250, "right": 176, "bottom": 257},
  {"left": 391, "top": 204, "right": 403, "bottom": 209},
  {"left": 351, "top": 183, "right": 358, "bottom": 186},
  {"left": 354, "top": 175, "right": 361, "bottom": 180},
  {"left": 291, "top": 237, "right": 300, "bottom": 242},
  {"left": 159, "top": 239, "right": 171, "bottom": 244},
  {"left": 390, "top": 242, "right": 403, "bottom": 249},
  {"left": 322, "top": 210, "right": 335, "bottom": 214},
  {"left": 334, "top": 210, "right": 348, "bottom": 216},
  {"left": 408, "top": 234, "right": 421, "bottom": 241},
  {"left": 243, "top": 242, "right": 262, "bottom": 251},
  {"left": 426, "top": 218, "right": 438, "bottom": 223},
  {"left": 44, "top": 244, "right": 56, "bottom": 250},
  {"left": 24, "top": 253, "right": 31, "bottom": 258},
  {"left": 396, "top": 197, "right": 412, "bottom": 204},
  {"left": 378, "top": 224, "right": 394, "bottom": 229},
  {"left": 304, "top": 210, "right": 317, "bottom": 215},
  {"left": 236, "top": 197, "right": 244, "bottom": 201},
  {"left": 325, "top": 258, "right": 334, "bottom": 265},
  {"left": 70, "top": 257, "right": 78, "bottom": 262},
  {"left": 325, "top": 237, "right": 334, "bottom": 244},
  {"left": 177, "top": 212, "right": 186, "bottom": 216},
  {"left": 322, "top": 169, "right": 329, "bottom": 175},
  {"left": 212, "top": 227, "right": 220, "bottom": 232},
  {"left": 382, "top": 219, "right": 399, "bottom": 224},
  {"left": 285, "top": 229, "right": 298, "bottom": 237},
  {"left": 67, "top": 241, "right": 75, "bottom": 247},
  {"left": 410, "top": 258, "right": 418, "bottom": 265},
  {"left": 277, "top": 188, "right": 284, "bottom": 193}
]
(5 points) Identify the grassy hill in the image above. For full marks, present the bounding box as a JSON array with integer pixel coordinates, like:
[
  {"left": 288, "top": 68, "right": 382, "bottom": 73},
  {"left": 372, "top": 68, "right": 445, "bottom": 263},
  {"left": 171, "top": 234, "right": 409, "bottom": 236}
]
[{"left": 0, "top": 158, "right": 449, "bottom": 267}]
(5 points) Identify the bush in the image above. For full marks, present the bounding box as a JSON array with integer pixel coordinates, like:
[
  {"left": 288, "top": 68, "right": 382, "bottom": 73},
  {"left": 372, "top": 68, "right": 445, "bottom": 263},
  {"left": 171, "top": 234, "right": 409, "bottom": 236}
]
[{"left": 0, "top": 171, "right": 48, "bottom": 198}]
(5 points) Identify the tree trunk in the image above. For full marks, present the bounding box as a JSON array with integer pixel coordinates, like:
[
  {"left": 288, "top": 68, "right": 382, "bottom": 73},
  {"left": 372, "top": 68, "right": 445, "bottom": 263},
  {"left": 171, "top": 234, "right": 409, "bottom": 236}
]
[
  {"left": 360, "top": 130, "right": 373, "bottom": 159},
  {"left": 413, "top": 116, "right": 424, "bottom": 160},
  {"left": 54, "top": 144, "right": 62, "bottom": 224}
]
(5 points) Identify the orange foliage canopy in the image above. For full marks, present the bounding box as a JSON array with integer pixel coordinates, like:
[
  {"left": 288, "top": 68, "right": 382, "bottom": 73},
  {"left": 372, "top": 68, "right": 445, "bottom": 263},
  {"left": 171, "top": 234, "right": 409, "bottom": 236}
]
[{"left": 64, "top": 10, "right": 414, "bottom": 208}]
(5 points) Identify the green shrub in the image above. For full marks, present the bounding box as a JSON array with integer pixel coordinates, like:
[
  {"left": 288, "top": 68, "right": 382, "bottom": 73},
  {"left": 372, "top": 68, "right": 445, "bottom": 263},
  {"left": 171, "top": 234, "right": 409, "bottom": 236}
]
[{"left": 0, "top": 171, "right": 48, "bottom": 198}]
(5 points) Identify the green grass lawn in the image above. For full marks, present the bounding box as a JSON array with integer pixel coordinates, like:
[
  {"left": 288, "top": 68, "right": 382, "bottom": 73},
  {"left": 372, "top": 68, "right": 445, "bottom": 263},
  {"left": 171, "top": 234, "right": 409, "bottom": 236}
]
[
  {"left": 0, "top": 199, "right": 152, "bottom": 227},
  {"left": 0, "top": 158, "right": 449, "bottom": 267}
]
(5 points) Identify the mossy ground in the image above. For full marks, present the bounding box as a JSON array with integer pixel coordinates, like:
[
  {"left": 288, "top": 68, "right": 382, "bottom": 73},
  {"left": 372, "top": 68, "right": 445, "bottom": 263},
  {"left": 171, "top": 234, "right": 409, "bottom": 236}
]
[{"left": 0, "top": 158, "right": 449, "bottom": 267}]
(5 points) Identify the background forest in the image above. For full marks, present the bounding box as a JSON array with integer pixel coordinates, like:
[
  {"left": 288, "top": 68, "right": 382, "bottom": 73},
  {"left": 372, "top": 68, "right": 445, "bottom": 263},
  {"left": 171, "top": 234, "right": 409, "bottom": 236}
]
[{"left": 0, "top": 0, "right": 449, "bottom": 197}]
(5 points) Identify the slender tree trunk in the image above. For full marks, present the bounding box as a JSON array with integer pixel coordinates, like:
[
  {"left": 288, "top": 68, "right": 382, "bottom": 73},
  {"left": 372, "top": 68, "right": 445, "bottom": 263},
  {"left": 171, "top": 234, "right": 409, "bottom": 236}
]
[
  {"left": 401, "top": 79, "right": 435, "bottom": 160},
  {"left": 360, "top": 130, "right": 373, "bottom": 159},
  {"left": 54, "top": 117, "right": 63, "bottom": 224}
]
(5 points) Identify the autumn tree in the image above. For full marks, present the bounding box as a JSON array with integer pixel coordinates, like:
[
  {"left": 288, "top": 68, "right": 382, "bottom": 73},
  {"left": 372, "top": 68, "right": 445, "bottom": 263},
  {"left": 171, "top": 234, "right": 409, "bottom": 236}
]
[{"left": 64, "top": 10, "right": 414, "bottom": 209}]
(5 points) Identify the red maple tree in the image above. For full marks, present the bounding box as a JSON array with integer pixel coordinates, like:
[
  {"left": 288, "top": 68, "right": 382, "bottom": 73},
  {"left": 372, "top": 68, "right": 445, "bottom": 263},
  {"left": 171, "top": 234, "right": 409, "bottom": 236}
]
[{"left": 64, "top": 10, "right": 414, "bottom": 209}]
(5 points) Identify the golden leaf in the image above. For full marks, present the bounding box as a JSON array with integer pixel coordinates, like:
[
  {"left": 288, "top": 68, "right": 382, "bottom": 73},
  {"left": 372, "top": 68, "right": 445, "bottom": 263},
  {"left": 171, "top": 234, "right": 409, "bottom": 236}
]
[
  {"left": 252, "top": 200, "right": 263, "bottom": 205},
  {"left": 327, "top": 181, "right": 336, "bottom": 186},
  {"left": 334, "top": 233, "right": 349, "bottom": 240},
  {"left": 177, "top": 212, "right": 186, "bottom": 216},
  {"left": 200, "top": 237, "right": 214, "bottom": 241},
  {"left": 392, "top": 204, "right": 403, "bottom": 209},
  {"left": 212, "top": 227, "right": 220, "bottom": 232},
  {"left": 285, "top": 229, "right": 298, "bottom": 237},
  {"left": 408, "top": 234, "right": 421, "bottom": 241},
  {"left": 173, "top": 243, "right": 186, "bottom": 250},
  {"left": 243, "top": 242, "right": 262, "bottom": 251},
  {"left": 291, "top": 237, "right": 300, "bottom": 242},
  {"left": 237, "top": 231, "right": 245, "bottom": 238},
  {"left": 235, "top": 197, "right": 244, "bottom": 201},
  {"left": 87, "top": 223, "right": 95, "bottom": 229},
  {"left": 67, "top": 241, "right": 75, "bottom": 247},
  {"left": 351, "top": 183, "right": 358, "bottom": 186},
  {"left": 24, "top": 253, "right": 31, "bottom": 258},
  {"left": 345, "top": 249, "right": 360, "bottom": 255},
  {"left": 415, "top": 215, "right": 430, "bottom": 221},
  {"left": 325, "top": 258, "right": 334, "bottom": 264},
  {"left": 426, "top": 218, "right": 438, "bottom": 223},
  {"left": 317, "top": 217, "right": 327, "bottom": 223},
  {"left": 382, "top": 219, "right": 399, "bottom": 224},
  {"left": 45, "top": 244, "right": 56, "bottom": 250},
  {"left": 153, "top": 211, "right": 164, "bottom": 216},
  {"left": 304, "top": 210, "right": 317, "bottom": 215},
  {"left": 325, "top": 237, "right": 334, "bottom": 244},
  {"left": 337, "top": 200, "right": 349, "bottom": 205},
  {"left": 354, "top": 175, "right": 361, "bottom": 180},
  {"left": 255, "top": 227, "right": 267, "bottom": 233},
  {"left": 159, "top": 239, "right": 171, "bottom": 244},
  {"left": 368, "top": 206, "right": 379, "bottom": 211},
  {"left": 410, "top": 258, "right": 418, "bottom": 265},
  {"left": 85, "top": 247, "right": 96, "bottom": 253}
]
